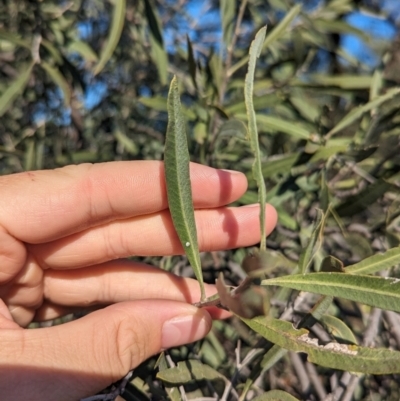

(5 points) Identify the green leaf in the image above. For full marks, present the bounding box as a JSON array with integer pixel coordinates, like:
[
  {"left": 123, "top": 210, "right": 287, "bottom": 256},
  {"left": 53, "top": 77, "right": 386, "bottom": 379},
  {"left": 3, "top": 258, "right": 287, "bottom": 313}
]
[
  {"left": 229, "top": 4, "right": 302, "bottom": 76},
  {"left": 67, "top": 40, "right": 98, "bottom": 63},
  {"left": 164, "top": 77, "right": 205, "bottom": 301},
  {"left": 335, "top": 179, "right": 393, "bottom": 217},
  {"left": 144, "top": 0, "right": 168, "bottom": 85},
  {"left": 0, "top": 62, "right": 34, "bottom": 117},
  {"left": 41, "top": 61, "right": 71, "bottom": 106},
  {"left": 245, "top": 26, "right": 268, "bottom": 251},
  {"left": 157, "top": 353, "right": 182, "bottom": 401},
  {"left": 345, "top": 246, "right": 400, "bottom": 275},
  {"left": 255, "top": 114, "right": 311, "bottom": 140},
  {"left": 298, "top": 209, "right": 325, "bottom": 274},
  {"left": 156, "top": 360, "right": 225, "bottom": 384},
  {"left": 114, "top": 128, "right": 138, "bottom": 155},
  {"left": 93, "top": 0, "right": 126, "bottom": 75},
  {"left": 320, "top": 314, "right": 358, "bottom": 345},
  {"left": 327, "top": 87, "right": 400, "bottom": 138},
  {"left": 293, "top": 74, "right": 372, "bottom": 89},
  {"left": 262, "top": 273, "right": 400, "bottom": 313},
  {"left": 253, "top": 390, "right": 301, "bottom": 401},
  {"left": 242, "top": 316, "right": 400, "bottom": 374},
  {"left": 220, "top": 0, "right": 235, "bottom": 48}
]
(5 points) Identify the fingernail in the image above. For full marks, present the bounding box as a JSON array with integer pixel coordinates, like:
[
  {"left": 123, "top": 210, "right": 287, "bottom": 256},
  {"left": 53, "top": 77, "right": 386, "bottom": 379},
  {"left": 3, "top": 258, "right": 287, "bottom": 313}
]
[
  {"left": 161, "top": 311, "right": 211, "bottom": 349},
  {"left": 220, "top": 168, "right": 242, "bottom": 175}
]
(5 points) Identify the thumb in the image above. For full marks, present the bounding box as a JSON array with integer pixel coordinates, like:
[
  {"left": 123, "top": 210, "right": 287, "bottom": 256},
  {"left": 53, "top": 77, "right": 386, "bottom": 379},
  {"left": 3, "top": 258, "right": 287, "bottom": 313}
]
[{"left": 1, "top": 300, "right": 212, "bottom": 401}]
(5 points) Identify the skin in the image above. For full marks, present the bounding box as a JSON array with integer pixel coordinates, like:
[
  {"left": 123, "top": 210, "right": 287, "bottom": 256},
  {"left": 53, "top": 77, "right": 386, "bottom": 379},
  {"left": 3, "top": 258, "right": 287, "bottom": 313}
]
[{"left": 0, "top": 161, "right": 277, "bottom": 400}]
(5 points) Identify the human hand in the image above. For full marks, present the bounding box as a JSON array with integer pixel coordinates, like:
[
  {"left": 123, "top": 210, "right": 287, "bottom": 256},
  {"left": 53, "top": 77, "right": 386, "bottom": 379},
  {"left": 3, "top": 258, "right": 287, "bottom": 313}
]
[{"left": 0, "top": 161, "right": 277, "bottom": 400}]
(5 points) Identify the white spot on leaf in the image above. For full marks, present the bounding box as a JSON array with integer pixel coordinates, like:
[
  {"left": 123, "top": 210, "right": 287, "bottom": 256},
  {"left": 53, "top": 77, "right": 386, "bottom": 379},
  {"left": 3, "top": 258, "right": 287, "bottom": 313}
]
[{"left": 185, "top": 242, "right": 190, "bottom": 247}]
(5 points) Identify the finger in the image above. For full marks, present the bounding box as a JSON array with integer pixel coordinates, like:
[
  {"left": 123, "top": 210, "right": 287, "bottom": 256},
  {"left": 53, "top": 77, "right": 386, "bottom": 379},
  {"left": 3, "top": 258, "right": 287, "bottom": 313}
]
[
  {"left": 32, "top": 204, "right": 278, "bottom": 269},
  {"left": 0, "top": 162, "right": 247, "bottom": 244},
  {"left": 1, "top": 301, "right": 211, "bottom": 400},
  {"left": 42, "top": 260, "right": 228, "bottom": 312},
  {"left": 0, "top": 227, "right": 26, "bottom": 284}
]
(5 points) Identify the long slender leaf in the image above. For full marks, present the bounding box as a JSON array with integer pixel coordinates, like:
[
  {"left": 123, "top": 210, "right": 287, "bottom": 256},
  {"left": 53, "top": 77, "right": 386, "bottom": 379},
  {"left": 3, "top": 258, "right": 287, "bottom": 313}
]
[
  {"left": 220, "top": 0, "right": 235, "bottom": 48},
  {"left": 229, "top": 4, "right": 301, "bottom": 76},
  {"left": 298, "top": 209, "right": 325, "bottom": 274},
  {"left": 326, "top": 87, "right": 400, "bottom": 138},
  {"left": 262, "top": 273, "right": 400, "bottom": 313},
  {"left": 345, "top": 246, "right": 400, "bottom": 275},
  {"left": 93, "top": 0, "right": 126, "bottom": 75},
  {"left": 242, "top": 316, "right": 400, "bottom": 374},
  {"left": 245, "top": 26, "right": 267, "bottom": 251},
  {"left": 41, "top": 61, "right": 71, "bottom": 106},
  {"left": 164, "top": 77, "right": 205, "bottom": 301},
  {"left": 0, "top": 62, "right": 34, "bottom": 117}
]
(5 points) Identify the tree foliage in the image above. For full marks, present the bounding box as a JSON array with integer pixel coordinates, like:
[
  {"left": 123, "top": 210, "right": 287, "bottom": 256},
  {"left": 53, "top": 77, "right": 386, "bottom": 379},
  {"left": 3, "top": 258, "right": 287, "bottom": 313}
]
[{"left": 1, "top": 0, "right": 400, "bottom": 400}]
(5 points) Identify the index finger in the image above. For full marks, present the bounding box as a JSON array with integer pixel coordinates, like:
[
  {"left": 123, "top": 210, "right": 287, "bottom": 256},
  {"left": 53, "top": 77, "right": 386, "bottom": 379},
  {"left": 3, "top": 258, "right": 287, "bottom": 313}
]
[{"left": 0, "top": 161, "right": 247, "bottom": 243}]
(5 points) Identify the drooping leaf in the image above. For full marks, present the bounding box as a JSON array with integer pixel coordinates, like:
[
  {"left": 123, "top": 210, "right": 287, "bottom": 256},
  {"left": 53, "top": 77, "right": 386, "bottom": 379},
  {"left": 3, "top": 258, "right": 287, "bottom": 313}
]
[
  {"left": 164, "top": 77, "right": 205, "bottom": 301},
  {"left": 156, "top": 360, "right": 225, "bottom": 384},
  {"left": 262, "top": 273, "right": 400, "bottom": 313},
  {"left": 345, "top": 246, "right": 400, "bottom": 275},
  {"left": 245, "top": 26, "right": 268, "bottom": 251},
  {"left": 41, "top": 61, "right": 71, "bottom": 106},
  {"left": 0, "top": 62, "right": 34, "bottom": 117},
  {"left": 93, "top": 0, "right": 126, "bottom": 75},
  {"left": 253, "top": 390, "right": 301, "bottom": 401},
  {"left": 67, "top": 40, "right": 98, "bottom": 63},
  {"left": 242, "top": 316, "right": 400, "bottom": 374}
]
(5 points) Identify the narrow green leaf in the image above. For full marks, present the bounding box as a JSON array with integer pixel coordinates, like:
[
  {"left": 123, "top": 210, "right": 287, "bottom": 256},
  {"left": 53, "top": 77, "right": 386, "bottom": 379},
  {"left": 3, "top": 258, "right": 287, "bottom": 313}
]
[
  {"left": 41, "top": 61, "right": 71, "bottom": 106},
  {"left": 156, "top": 360, "right": 225, "bottom": 384},
  {"left": 255, "top": 114, "right": 311, "bottom": 140},
  {"left": 164, "top": 77, "right": 205, "bottom": 301},
  {"left": 143, "top": 0, "right": 163, "bottom": 46},
  {"left": 327, "top": 87, "right": 400, "bottom": 138},
  {"left": 186, "top": 35, "right": 197, "bottom": 90},
  {"left": 295, "top": 74, "right": 372, "bottom": 89},
  {"left": 114, "top": 128, "right": 138, "bottom": 155},
  {"left": 229, "top": 4, "right": 301, "bottom": 76},
  {"left": 93, "top": 0, "right": 126, "bottom": 75},
  {"left": 144, "top": 0, "right": 168, "bottom": 85},
  {"left": 335, "top": 179, "right": 393, "bottom": 217},
  {"left": 253, "top": 390, "right": 301, "bottom": 401},
  {"left": 320, "top": 314, "right": 358, "bottom": 345},
  {"left": 0, "top": 30, "right": 30, "bottom": 49},
  {"left": 345, "top": 246, "right": 400, "bottom": 275},
  {"left": 157, "top": 354, "right": 182, "bottom": 401},
  {"left": 298, "top": 209, "right": 325, "bottom": 274},
  {"left": 67, "top": 40, "right": 98, "bottom": 63},
  {"left": 220, "top": 0, "right": 235, "bottom": 48},
  {"left": 245, "top": 26, "right": 268, "bottom": 251},
  {"left": 262, "top": 273, "right": 400, "bottom": 313},
  {"left": 243, "top": 316, "right": 400, "bottom": 374},
  {"left": 0, "top": 63, "right": 34, "bottom": 117}
]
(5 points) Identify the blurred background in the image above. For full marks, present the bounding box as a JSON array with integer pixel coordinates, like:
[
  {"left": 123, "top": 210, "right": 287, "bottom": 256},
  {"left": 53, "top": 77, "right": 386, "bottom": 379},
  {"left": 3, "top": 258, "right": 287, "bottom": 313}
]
[{"left": 1, "top": 1, "right": 400, "bottom": 400}]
